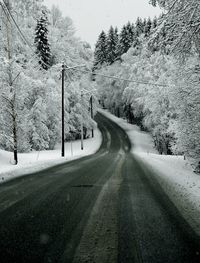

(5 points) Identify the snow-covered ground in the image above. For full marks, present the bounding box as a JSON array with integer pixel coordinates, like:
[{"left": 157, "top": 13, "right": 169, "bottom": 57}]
[
  {"left": 99, "top": 109, "right": 200, "bottom": 235},
  {"left": 0, "top": 129, "right": 102, "bottom": 184}
]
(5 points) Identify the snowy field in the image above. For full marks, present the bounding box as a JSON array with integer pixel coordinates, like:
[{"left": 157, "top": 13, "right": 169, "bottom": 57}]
[
  {"left": 99, "top": 109, "right": 200, "bottom": 235},
  {"left": 0, "top": 129, "right": 102, "bottom": 184}
]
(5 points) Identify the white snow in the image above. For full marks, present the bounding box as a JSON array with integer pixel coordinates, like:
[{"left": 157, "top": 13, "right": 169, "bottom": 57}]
[
  {"left": 99, "top": 109, "right": 200, "bottom": 235},
  {"left": 0, "top": 129, "right": 102, "bottom": 184}
]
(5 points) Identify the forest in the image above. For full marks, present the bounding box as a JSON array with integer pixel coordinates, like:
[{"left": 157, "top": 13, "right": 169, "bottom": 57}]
[
  {"left": 0, "top": 0, "right": 97, "bottom": 164},
  {"left": 93, "top": 0, "right": 200, "bottom": 172},
  {"left": 0, "top": 0, "right": 199, "bottom": 172}
]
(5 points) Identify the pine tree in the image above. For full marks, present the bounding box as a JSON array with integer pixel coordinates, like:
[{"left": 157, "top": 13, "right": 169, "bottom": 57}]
[
  {"left": 116, "top": 25, "right": 126, "bottom": 58},
  {"left": 143, "top": 18, "right": 147, "bottom": 31},
  {"left": 114, "top": 27, "right": 119, "bottom": 47},
  {"left": 113, "top": 27, "right": 120, "bottom": 59},
  {"left": 116, "top": 23, "right": 134, "bottom": 59},
  {"left": 144, "top": 17, "right": 152, "bottom": 37},
  {"left": 93, "top": 30, "right": 107, "bottom": 69},
  {"left": 126, "top": 22, "right": 135, "bottom": 45},
  {"left": 152, "top": 17, "right": 158, "bottom": 29},
  {"left": 135, "top": 17, "right": 144, "bottom": 36},
  {"left": 35, "top": 11, "right": 51, "bottom": 70},
  {"left": 114, "top": 27, "right": 119, "bottom": 43},
  {"left": 106, "top": 26, "right": 118, "bottom": 64}
]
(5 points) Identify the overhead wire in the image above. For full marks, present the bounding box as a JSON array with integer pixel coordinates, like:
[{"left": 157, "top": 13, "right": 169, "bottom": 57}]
[
  {"left": 2, "top": 0, "right": 33, "bottom": 49},
  {"left": 70, "top": 68, "right": 169, "bottom": 88},
  {"left": 65, "top": 67, "right": 98, "bottom": 101},
  {"left": 0, "top": 1, "right": 12, "bottom": 24},
  {"left": 1, "top": 0, "right": 51, "bottom": 79},
  {"left": 0, "top": 3, "right": 36, "bottom": 74},
  {"left": 1, "top": 1, "right": 170, "bottom": 89}
]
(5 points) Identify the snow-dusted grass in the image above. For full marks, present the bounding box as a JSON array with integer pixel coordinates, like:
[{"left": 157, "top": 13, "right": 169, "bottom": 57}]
[
  {"left": 99, "top": 109, "right": 200, "bottom": 235},
  {"left": 0, "top": 129, "right": 102, "bottom": 184}
]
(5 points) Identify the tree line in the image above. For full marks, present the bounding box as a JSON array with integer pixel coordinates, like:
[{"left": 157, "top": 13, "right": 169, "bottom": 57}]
[
  {"left": 0, "top": 0, "right": 96, "bottom": 164},
  {"left": 94, "top": 0, "right": 200, "bottom": 172},
  {"left": 93, "top": 17, "right": 157, "bottom": 69}
]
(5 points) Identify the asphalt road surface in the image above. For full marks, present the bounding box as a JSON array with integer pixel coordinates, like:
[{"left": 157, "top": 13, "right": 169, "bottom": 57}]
[{"left": 0, "top": 113, "right": 199, "bottom": 263}]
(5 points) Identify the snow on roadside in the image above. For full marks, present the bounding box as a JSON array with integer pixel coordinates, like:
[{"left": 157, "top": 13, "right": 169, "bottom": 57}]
[
  {"left": 0, "top": 129, "right": 102, "bottom": 184},
  {"left": 99, "top": 109, "right": 200, "bottom": 235}
]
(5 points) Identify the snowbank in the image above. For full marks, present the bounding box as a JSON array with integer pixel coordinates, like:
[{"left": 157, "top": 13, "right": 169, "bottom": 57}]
[
  {"left": 99, "top": 109, "right": 200, "bottom": 235},
  {"left": 0, "top": 129, "right": 102, "bottom": 184}
]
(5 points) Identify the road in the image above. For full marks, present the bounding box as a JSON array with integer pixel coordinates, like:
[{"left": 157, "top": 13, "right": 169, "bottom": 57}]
[{"left": 0, "top": 113, "right": 199, "bottom": 263}]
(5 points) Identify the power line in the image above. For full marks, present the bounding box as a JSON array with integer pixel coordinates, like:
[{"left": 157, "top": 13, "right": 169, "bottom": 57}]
[
  {"left": 1, "top": 1, "right": 168, "bottom": 89},
  {"left": 2, "top": 0, "right": 33, "bottom": 49},
  {"left": 70, "top": 68, "right": 169, "bottom": 88},
  {"left": 0, "top": 1, "right": 12, "bottom": 24},
  {"left": 0, "top": 1, "right": 52, "bottom": 82},
  {"left": 1, "top": 0, "right": 51, "bottom": 71},
  {"left": 0, "top": 3, "right": 31, "bottom": 63}
]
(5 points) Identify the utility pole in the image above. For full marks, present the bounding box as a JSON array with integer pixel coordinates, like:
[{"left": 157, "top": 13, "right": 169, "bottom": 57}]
[
  {"left": 81, "top": 90, "right": 84, "bottom": 150},
  {"left": 90, "top": 95, "right": 94, "bottom": 138},
  {"left": 61, "top": 63, "right": 65, "bottom": 157}
]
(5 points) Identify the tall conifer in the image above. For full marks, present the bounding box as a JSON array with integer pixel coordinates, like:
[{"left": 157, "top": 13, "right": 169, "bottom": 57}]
[
  {"left": 106, "top": 26, "right": 118, "bottom": 64},
  {"left": 93, "top": 31, "right": 108, "bottom": 69},
  {"left": 35, "top": 11, "right": 51, "bottom": 70}
]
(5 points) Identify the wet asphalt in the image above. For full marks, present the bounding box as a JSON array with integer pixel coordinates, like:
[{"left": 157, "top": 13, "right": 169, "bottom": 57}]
[{"left": 0, "top": 113, "right": 199, "bottom": 263}]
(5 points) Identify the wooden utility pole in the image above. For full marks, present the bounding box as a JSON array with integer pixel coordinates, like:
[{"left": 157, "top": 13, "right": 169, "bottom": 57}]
[
  {"left": 81, "top": 90, "right": 84, "bottom": 150},
  {"left": 90, "top": 95, "right": 94, "bottom": 138},
  {"left": 61, "top": 64, "right": 65, "bottom": 157}
]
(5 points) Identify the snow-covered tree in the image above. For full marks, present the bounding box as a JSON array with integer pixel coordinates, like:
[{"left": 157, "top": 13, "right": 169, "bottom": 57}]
[
  {"left": 92, "top": 2, "right": 200, "bottom": 171},
  {"left": 152, "top": 17, "right": 158, "bottom": 29},
  {"left": 116, "top": 23, "right": 135, "bottom": 59},
  {"left": 135, "top": 17, "right": 144, "bottom": 36},
  {"left": 144, "top": 17, "right": 152, "bottom": 37},
  {"left": 93, "top": 30, "right": 108, "bottom": 69},
  {"left": 0, "top": 2, "right": 96, "bottom": 164},
  {"left": 106, "top": 26, "right": 118, "bottom": 64},
  {"left": 35, "top": 10, "right": 51, "bottom": 70},
  {"left": 150, "top": 0, "right": 200, "bottom": 59},
  {"left": 29, "top": 96, "right": 50, "bottom": 150}
]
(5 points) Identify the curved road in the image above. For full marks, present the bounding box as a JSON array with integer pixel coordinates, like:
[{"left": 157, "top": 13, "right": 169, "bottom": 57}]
[{"left": 0, "top": 113, "right": 199, "bottom": 263}]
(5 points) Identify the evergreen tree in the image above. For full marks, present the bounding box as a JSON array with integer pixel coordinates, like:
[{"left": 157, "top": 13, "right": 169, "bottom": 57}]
[
  {"left": 116, "top": 25, "right": 126, "bottom": 58},
  {"left": 116, "top": 23, "right": 134, "bottom": 59},
  {"left": 35, "top": 11, "right": 51, "bottom": 70},
  {"left": 115, "top": 27, "right": 120, "bottom": 60},
  {"left": 93, "top": 30, "right": 107, "bottom": 69},
  {"left": 135, "top": 17, "right": 144, "bottom": 36},
  {"left": 106, "top": 26, "right": 118, "bottom": 64},
  {"left": 126, "top": 22, "right": 135, "bottom": 45},
  {"left": 114, "top": 27, "right": 119, "bottom": 47},
  {"left": 152, "top": 17, "right": 158, "bottom": 29},
  {"left": 144, "top": 17, "right": 152, "bottom": 37},
  {"left": 143, "top": 18, "right": 147, "bottom": 31}
]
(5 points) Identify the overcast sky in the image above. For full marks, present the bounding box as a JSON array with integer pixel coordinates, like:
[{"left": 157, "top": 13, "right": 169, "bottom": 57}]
[{"left": 44, "top": 0, "right": 161, "bottom": 48}]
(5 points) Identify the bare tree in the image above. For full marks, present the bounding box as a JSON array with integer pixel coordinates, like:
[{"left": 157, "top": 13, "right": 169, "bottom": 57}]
[{"left": 1, "top": 0, "right": 18, "bottom": 164}]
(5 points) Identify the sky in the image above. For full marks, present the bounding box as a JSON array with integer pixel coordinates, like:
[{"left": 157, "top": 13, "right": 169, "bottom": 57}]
[{"left": 44, "top": 0, "right": 161, "bottom": 48}]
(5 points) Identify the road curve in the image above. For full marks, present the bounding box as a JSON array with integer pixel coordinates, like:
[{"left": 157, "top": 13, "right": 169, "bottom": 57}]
[{"left": 0, "top": 113, "right": 199, "bottom": 263}]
